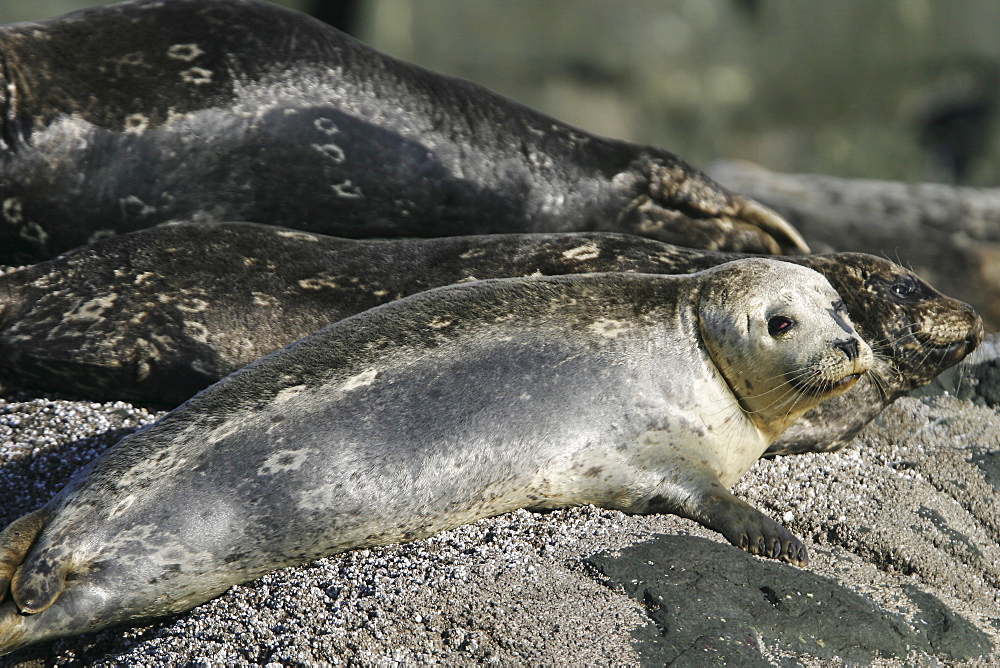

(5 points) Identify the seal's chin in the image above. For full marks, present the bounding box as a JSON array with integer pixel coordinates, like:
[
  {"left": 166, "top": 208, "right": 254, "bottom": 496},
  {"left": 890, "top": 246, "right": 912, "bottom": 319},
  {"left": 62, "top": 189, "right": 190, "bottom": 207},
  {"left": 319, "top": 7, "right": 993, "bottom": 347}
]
[
  {"left": 824, "top": 372, "right": 862, "bottom": 396},
  {"left": 903, "top": 329, "right": 983, "bottom": 383},
  {"left": 931, "top": 333, "right": 981, "bottom": 361},
  {"left": 934, "top": 340, "right": 975, "bottom": 368}
]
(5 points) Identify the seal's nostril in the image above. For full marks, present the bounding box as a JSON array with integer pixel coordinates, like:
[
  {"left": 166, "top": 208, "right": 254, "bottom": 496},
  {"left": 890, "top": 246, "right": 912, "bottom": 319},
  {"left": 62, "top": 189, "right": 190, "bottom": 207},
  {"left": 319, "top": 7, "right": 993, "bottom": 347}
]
[{"left": 836, "top": 339, "right": 859, "bottom": 361}]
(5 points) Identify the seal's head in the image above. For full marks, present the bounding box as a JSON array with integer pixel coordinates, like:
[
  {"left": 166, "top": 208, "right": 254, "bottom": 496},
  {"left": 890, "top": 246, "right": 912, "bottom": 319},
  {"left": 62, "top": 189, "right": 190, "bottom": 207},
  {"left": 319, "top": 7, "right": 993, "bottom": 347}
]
[
  {"left": 803, "top": 253, "right": 983, "bottom": 393},
  {"left": 764, "top": 252, "right": 983, "bottom": 456},
  {"left": 697, "top": 259, "right": 872, "bottom": 440}
]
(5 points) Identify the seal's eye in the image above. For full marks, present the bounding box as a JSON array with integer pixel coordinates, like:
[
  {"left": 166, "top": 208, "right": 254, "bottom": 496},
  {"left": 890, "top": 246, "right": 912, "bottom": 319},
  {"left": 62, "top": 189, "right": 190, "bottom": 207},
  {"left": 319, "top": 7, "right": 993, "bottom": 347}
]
[
  {"left": 768, "top": 316, "right": 795, "bottom": 337},
  {"left": 833, "top": 300, "right": 847, "bottom": 314},
  {"left": 889, "top": 275, "right": 918, "bottom": 300}
]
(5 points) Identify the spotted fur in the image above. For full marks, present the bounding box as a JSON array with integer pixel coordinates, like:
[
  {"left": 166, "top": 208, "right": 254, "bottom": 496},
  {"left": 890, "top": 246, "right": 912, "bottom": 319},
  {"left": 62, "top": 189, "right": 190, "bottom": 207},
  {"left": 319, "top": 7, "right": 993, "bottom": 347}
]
[
  {"left": 0, "top": 224, "right": 980, "bottom": 455},
  {"left": 0, "top": 0, "right": 803, "bottom": 264},
  {"left": 0, "top": 260, "right": 865, "bottom": 653}
]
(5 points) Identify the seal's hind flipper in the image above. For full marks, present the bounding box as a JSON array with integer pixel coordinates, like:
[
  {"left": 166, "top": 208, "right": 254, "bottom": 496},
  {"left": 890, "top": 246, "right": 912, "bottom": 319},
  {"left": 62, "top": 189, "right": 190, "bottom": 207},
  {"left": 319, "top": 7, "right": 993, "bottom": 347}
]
[
  {"left": 645, "top": 161, "right": 810, "bottom": 255},
  {"left": 0, "top": 601, "right": 29, "bottom": 655},
  {"left": 0, "top": 508, "right": 50, "bottom": 603},
  {"left": 728, "top": 196, "right": 810, "bottom": 255},
  {"left": 10, "top": 544, "right": 73, "bottom": 614}
]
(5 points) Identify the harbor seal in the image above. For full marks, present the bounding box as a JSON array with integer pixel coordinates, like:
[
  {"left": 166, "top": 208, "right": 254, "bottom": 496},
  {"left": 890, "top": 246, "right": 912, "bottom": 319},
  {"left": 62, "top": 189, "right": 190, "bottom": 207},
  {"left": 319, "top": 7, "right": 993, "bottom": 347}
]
[
  {"left": 0, "top": 259, "right": 870, "bottom": 653},
  {"left": 0, "top": 223, "right": 979, "bottom": 455},
  {"left": 0, "top": 0, "right": 806, "bottom": 263}
]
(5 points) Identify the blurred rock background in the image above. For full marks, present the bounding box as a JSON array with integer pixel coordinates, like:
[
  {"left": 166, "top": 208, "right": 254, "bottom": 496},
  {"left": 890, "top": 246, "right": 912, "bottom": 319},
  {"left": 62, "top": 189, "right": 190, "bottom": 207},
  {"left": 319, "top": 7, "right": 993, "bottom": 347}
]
[{"left": 10, "top": 0, "right": 1000, "bottom": 186}]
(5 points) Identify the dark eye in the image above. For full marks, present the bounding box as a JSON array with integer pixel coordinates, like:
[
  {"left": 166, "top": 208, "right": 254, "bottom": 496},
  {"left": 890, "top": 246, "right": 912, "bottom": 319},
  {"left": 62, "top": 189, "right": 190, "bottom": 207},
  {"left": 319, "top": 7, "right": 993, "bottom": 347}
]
[
  {"left": 889, "top": 276, "right": 917, "bottom": 299},
  {"left": 768, "top": 316, "right": 795, "bottom": 336},
  {"left": 833, "top": 299, "right": 847, "bottom": 313}
]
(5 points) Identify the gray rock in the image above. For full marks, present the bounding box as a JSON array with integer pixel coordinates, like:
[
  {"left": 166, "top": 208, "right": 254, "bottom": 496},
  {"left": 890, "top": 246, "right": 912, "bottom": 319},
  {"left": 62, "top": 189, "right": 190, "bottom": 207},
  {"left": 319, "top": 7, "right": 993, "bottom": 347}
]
[{"left": 586, "top": 534, "right": 989, "bottom": 664}]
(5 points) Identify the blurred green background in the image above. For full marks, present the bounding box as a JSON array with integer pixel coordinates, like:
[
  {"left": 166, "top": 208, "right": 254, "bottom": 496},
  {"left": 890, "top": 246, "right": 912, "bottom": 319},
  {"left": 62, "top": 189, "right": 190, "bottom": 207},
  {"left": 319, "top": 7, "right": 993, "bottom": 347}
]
[{"left": 7, "top": 0, "right": 1000, "bottom": 185}]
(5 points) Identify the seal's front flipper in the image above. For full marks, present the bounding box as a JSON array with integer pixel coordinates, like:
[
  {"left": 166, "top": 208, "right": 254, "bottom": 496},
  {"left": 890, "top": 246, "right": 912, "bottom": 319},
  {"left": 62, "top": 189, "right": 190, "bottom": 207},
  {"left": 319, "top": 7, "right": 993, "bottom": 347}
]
[
  {"left": 697, "top": 490, "right": 808, "bottom": 566},
  {"left": 645, "top": 483, "right": 808, "bottom": 566},
  {"left": 0, "top": 508, "right": 50, "bottom": 603}
]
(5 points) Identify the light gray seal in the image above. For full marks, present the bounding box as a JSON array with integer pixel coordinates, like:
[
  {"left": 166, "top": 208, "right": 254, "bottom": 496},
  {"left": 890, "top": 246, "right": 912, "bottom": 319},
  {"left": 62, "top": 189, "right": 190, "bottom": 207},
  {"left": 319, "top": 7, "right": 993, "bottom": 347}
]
[
  {"left": 0, "top": 259, "right": 870, "bottom": 653},
  {"left": 0, "top": 223, "right": 981, "bottom": 456},
  {"left": 0, "top": 0, "right": 806, "bottom": 263}
]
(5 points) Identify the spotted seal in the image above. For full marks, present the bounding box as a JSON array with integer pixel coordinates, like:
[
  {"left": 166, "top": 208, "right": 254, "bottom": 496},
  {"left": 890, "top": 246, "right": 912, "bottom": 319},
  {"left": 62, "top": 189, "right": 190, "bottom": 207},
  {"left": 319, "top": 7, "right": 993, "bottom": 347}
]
[
  {"left": 0, "top": 259, "right": 870, "bottom": 653},
  {"left": 0, "top": 223, "right": 980, "bottom": 455},
  {"left": 0, "top": 0, "right": 806, "bottom": 264}
]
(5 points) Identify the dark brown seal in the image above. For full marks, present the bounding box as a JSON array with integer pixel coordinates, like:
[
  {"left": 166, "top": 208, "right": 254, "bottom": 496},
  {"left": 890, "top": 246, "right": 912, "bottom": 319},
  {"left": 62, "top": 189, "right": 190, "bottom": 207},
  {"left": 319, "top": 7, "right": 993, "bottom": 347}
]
[
  {"left": 0, "top": 259, "right": 869, "bottom": 653},
  {"left": 0, "top": 0, "right": 805, "bottom": 264},
  {"left": 0, "top": 223, "right": 981, "bottom": 456}
]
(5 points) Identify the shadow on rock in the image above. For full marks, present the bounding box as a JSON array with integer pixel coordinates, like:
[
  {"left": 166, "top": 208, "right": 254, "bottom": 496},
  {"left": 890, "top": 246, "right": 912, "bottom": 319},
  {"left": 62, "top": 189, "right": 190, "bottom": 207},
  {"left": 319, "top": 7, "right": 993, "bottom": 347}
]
[{"left": 584, "top": 534, "right": 991, "bottom": 665}]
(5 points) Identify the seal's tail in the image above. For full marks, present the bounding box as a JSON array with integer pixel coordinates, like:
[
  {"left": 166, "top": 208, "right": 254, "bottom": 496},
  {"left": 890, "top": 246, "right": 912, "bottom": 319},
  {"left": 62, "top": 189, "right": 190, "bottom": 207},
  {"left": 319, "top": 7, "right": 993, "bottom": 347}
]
[{"left": 0, "top": 576, "right": 110, "bottom": 656}]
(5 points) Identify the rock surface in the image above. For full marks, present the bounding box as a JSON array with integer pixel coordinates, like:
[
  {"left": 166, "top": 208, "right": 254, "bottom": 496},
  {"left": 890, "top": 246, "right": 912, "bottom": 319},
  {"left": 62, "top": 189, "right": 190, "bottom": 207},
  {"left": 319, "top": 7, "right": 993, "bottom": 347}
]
[{"left": 0, "top": 368, "right": 997, "bottom": 665}]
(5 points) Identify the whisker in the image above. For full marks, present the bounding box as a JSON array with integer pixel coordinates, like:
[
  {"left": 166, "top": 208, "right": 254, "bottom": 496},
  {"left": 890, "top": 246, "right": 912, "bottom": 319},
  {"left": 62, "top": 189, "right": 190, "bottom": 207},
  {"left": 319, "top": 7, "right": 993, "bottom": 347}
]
[
  {"left": 866, "top": 366, "right": 891, "bottom": 402},
  {"left": 740, "top": 376, "right": 815, "bottom": 416}
]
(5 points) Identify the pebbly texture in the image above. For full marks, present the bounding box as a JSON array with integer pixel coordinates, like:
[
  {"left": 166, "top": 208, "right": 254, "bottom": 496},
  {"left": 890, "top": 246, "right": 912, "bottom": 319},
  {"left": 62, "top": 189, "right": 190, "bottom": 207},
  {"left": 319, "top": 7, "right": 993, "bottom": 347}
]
[
  {"left": 0, "top": 225, "right": 981, "bottom": 458},
  {"left": 0, "top": 260, "right": 870, "bottom": 652},
  {"left": 0, "top": 0, "right": 804, "bottom": 265}
]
